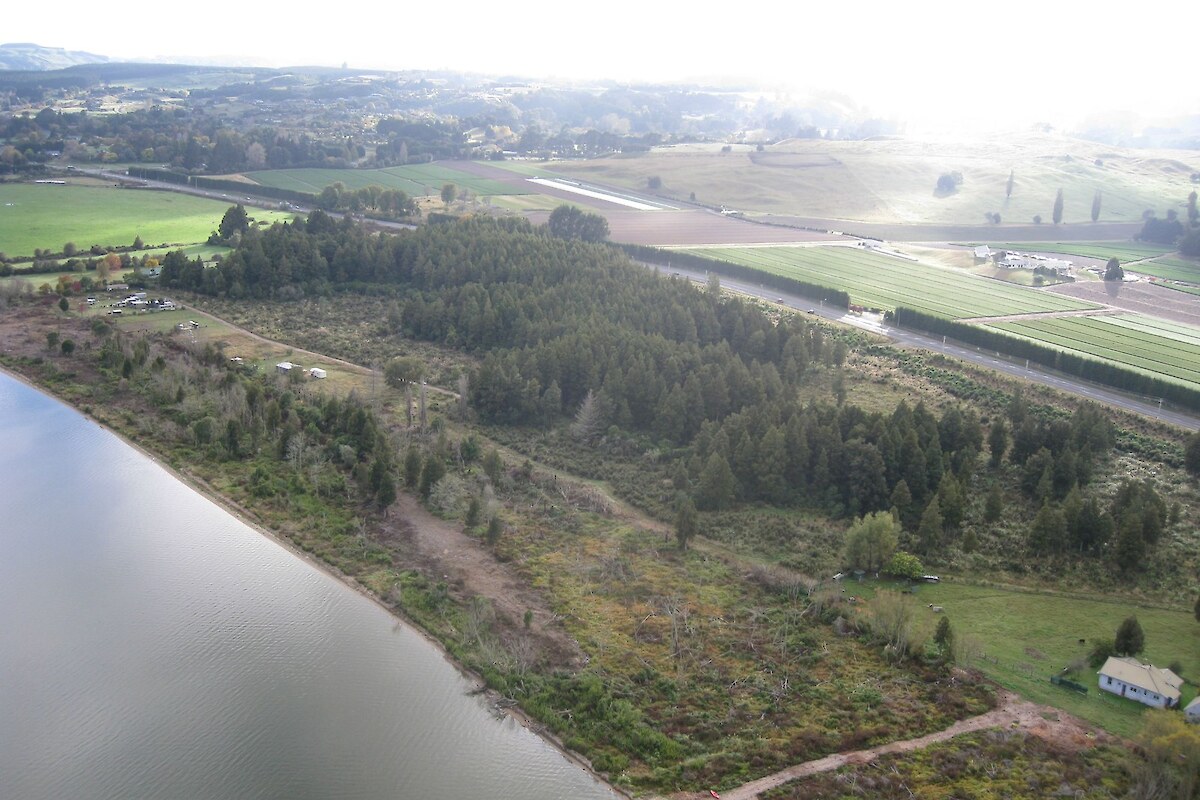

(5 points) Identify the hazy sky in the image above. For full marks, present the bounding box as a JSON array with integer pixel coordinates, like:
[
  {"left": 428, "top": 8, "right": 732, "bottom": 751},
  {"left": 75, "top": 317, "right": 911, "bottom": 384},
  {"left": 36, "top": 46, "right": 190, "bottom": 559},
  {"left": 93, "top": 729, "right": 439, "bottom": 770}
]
[{"left": 8, "top": 1, "right": 1197, "bottom": 133}]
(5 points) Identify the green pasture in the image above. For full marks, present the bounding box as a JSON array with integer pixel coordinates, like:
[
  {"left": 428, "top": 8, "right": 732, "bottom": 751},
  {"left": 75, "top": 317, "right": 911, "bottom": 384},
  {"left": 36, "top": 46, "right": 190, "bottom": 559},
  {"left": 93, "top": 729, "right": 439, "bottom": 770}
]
[
  {"left": 245, "top": 165, "right": 525, "bottom": 197},
  {"left": 985, "top": 313, "right": 1200, "bottom": 387},
  {"left": 485, "top": 194, "right": 564, "bottom": 212},
  {"left": 1165, "top": 283, "right": 1200, "bottom": 297},
  {"left": 1137, "top": 256, "right": 1200, "bottom": 283},
  {"left": 981, "top": 242, "right": 1173, "bottom": 262},
  {"left": 918, "top": 582, "right": 1199, "bottom": 737},
  {"left": 688, "top": 245, "right": 1099, "bottom": 318},
  {"left": 1, "top": 268, "right": 134, "bottom": 290},
  {"left": 0, "top": 183, "right": 293, "bottom": 259}
]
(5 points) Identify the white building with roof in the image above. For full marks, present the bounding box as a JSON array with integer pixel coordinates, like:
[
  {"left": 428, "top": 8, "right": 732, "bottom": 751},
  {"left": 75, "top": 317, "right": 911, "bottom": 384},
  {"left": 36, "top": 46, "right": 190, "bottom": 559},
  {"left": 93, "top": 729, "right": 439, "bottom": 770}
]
[{"left": 1097, "top": 656, "right": 1182, "bottom": 709}]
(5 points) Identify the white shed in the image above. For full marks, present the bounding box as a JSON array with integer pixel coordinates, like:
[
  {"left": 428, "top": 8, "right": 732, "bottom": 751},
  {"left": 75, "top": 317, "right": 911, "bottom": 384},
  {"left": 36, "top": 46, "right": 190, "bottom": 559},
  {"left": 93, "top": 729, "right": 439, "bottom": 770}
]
[
  {"left": 1186, "top": 696, "right": 1200, "bottom": 723},
  {"left": 309, "top": 367, "right": 327, "bottom": 379},
  {"left": 276, "top": 361, "right": 295, "bottom": 374}
]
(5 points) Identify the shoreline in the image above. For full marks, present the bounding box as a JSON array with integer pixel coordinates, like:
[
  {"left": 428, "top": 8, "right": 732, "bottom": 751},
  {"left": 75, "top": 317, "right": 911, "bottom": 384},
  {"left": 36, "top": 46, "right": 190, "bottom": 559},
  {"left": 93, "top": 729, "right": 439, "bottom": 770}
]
[{"left": 0, "top": 363, "right": 629, "bottom": 800}]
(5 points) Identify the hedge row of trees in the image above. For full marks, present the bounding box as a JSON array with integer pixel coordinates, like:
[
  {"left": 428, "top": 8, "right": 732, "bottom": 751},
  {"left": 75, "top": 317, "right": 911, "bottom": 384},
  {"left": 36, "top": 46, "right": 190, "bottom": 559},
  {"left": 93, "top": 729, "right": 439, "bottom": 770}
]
[{"left": 891, "top": 307, "right": 1200, "bottom": 411}]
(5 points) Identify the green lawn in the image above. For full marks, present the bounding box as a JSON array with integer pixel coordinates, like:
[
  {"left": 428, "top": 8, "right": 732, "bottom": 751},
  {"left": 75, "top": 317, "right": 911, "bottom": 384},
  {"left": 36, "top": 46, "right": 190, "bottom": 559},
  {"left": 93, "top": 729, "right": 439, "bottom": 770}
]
[
  {"left": 245, "top": 165, "right": 526, "bottom": 197},
  {"left": 916, "top": 581, "right": 1199, "bottom": 737},
  {"left": 839, "top": 577, "right": 1198, "bottom": 737},
  {"left": 0, "top": 182, "right": 293, "bottom": 259},
  {"left": 985, "top": 313, "right": 1200, "bottom": 387},
  {"left": 687, "top": 245, "right": 1099, "bottom": 318}
]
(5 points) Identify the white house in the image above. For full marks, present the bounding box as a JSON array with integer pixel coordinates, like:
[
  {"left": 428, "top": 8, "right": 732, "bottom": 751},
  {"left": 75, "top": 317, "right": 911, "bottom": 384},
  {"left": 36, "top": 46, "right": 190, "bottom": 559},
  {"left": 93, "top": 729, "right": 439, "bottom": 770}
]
[
  {"left": 1186, "top": 696, "right": 1200, "bottom": 723},
  {"left": 1097, "top": 656, "right": 1182, "bottom": 709},
  {"left": 973, "top": 245, "right": 992, "bottom": 260},
  {"left": 276, "top": 361, "right": 295, "bottom": 374}
]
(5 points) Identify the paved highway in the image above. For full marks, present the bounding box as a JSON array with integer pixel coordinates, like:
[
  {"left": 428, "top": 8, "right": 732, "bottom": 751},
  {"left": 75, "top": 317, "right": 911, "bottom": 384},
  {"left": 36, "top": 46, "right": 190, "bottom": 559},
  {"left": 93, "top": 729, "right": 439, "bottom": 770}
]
[{"left": 656, "top": 265, "right": 1200, "bottom": 432}]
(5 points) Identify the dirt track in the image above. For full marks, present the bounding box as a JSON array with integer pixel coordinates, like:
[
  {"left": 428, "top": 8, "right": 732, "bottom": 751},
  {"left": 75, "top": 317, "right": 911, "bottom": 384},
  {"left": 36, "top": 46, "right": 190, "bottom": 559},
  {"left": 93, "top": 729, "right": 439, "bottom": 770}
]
[{"left": 668, "top": 691, "right": 1112, "bottom": 800}]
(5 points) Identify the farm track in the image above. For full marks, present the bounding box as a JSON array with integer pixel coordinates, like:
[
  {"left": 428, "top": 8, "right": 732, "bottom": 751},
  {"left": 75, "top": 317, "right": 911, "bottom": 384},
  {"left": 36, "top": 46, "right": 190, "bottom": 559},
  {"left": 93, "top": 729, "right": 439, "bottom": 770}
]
[{"left": 666, "top": 692, "right": 1113, "bottom": 800}]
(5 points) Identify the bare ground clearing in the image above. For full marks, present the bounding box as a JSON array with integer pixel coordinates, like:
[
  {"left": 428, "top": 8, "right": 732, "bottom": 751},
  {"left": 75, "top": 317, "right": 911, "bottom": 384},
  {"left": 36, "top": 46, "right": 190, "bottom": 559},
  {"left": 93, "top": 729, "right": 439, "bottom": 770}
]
[{"left": 1047, "top": 279, "right": 1200, "bottom": 327}]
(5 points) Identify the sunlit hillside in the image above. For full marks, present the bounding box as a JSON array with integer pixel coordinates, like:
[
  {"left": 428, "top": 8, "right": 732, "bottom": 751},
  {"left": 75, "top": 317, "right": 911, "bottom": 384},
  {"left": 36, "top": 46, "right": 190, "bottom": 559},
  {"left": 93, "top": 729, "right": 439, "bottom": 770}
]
[{"left": 545, "top": 132, "right": 1200, "bottom": 225}]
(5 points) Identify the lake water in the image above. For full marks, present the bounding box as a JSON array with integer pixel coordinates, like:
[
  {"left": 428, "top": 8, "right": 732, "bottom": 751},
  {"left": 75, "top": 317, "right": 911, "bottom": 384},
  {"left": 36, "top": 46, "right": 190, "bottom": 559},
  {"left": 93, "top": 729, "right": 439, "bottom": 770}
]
[{"left": 0, "top": 371, "right": 617, "bottom": 800}]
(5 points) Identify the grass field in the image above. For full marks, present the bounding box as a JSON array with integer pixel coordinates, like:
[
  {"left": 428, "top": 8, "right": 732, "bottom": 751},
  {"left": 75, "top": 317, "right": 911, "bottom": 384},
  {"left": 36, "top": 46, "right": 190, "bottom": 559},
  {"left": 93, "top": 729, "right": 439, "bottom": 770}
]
[
  {"left": 0, "top": 183, "right": 293, "bottom": 258},
  {"left": 244, "top": 165, "right": 527, "bottom": 197},
  {"left": 1138, "top": 256, "right": 1200, "bottom": 283},
  {"left": 838, "top": 578, "right": 1198, "bottom": 737},
  {"left": 985, "top": 313, "right": 1200, "bottom": 387},
  {"left": 536, "top": 133, "right": 1200, "bottom": 225},
  {"left": 982, "top": 242, "right": 1173, "bottom": 262},
  {"left": 107, "top": 306, "right": 373, "bottom": 397},
  {"left": 687, "top": 245, "right": 1099, "bottom": 318},
  {"left": 915, "top": 581, "right": 1200, "bottom": 738}
]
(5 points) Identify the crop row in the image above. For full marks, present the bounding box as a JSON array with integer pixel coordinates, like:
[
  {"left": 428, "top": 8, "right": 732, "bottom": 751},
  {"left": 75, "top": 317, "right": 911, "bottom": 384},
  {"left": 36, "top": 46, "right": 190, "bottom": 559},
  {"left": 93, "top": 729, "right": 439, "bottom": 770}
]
[
  {"left": 986, "top": 316, "right": 1200, "bottom": 386},
  {"left": 1095, "top": 312, "right": 1200, "bottom": 344},
  {"left": 692, "top": 246, "right": 1096, "bottom": 319}
]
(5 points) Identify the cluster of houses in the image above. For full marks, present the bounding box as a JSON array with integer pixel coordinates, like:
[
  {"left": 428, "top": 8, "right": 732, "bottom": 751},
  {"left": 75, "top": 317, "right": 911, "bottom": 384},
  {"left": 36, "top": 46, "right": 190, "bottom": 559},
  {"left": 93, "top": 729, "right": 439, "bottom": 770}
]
[
  {"left": 1098, "top": 656, "right": 1200, "bottom": 721},
  {"left": 276, "top": 361, "right": 327, "bottom": 380}
]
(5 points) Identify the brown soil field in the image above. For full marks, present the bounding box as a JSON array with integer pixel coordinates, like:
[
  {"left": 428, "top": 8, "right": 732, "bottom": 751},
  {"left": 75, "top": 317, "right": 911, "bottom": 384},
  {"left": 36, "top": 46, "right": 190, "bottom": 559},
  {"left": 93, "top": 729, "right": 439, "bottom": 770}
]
[{"left": 1048, "top": 278, "right": 1200, "bottom": 327}]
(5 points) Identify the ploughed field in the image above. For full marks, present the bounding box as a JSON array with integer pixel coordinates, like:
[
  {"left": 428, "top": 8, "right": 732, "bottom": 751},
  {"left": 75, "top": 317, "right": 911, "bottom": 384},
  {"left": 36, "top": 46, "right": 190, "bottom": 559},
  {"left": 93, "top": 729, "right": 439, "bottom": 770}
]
[
  {"left": 1047, "top": 280, "right": 1200, "bottom": 328},
  {"left": 685, "top": 245, "right": 1099, "bottom": 318}
]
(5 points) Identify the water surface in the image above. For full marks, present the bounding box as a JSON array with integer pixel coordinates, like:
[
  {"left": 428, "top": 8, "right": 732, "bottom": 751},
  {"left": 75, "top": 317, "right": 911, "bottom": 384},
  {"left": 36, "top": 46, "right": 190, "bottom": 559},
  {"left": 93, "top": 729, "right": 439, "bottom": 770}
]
[{"left": 0, "top": 371, "right": 616, "bottom": 800}]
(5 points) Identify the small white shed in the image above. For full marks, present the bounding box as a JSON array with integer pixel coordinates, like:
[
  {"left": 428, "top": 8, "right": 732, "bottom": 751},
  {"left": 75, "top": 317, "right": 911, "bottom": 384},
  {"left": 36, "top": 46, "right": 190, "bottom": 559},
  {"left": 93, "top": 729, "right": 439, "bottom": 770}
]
[
  {"left": 276, "top": 361, "right": 295, "bottom": 374},
  {"left": 309, "top": 367, "right": 327, "bottom": 379}
]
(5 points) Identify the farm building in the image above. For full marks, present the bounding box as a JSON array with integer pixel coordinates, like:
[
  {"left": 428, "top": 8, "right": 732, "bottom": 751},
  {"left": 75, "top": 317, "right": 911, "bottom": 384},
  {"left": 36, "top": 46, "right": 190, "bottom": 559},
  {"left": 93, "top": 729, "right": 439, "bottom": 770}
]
[
  {"left": 1097, "top": 656, "right": 1182, "bottom": 709},
  {"left": 998, "top": 251, "right": 1072, "bottom": 275},
  {"left": 1186, "top": 697, "right": 1200, "bottom": 723},
  {"left": 973, "top": 245, "right": 992, "bottom": 260},
  {"left": 276, "top": 362, "right": 296, "bottom": 374},
  {"left": 308, "top": 367, "right": 327, "bottom": 379}
]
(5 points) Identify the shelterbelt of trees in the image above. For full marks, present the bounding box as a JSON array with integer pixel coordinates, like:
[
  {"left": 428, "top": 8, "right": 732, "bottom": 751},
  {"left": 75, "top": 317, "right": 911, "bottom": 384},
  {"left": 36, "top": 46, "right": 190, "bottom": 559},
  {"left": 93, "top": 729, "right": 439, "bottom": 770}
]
[{"left": 161, "top": 213, "right": 1185, "bottom": 581}]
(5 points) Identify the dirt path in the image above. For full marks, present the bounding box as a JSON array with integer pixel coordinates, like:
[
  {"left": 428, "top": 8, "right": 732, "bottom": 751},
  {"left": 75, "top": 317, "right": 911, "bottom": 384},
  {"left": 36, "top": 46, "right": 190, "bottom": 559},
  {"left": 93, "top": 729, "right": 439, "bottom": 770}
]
[
  {"left": 378, "top": 494, "right": 585, "bottom": 667},
  {"left": 663, "top": 691, "right": 1109, "bottom": 800}
]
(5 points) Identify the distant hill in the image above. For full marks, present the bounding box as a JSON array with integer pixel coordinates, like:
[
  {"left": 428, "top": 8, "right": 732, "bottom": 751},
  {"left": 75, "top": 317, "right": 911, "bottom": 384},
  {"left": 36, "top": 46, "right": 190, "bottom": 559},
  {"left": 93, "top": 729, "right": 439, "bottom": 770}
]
[{"left": 0, "top": 43, "right": 107, "bottom": 71}]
